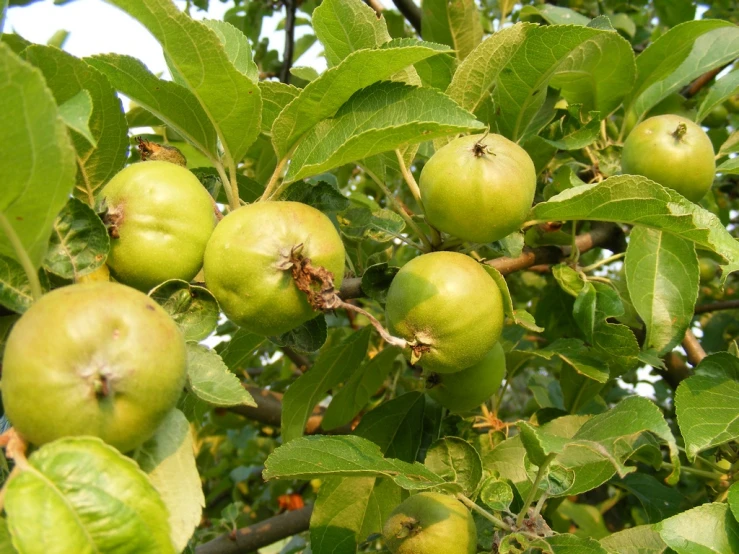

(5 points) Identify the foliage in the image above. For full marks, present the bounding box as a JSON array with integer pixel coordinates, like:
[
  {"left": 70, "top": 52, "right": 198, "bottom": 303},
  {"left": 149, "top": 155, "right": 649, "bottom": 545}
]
[{"left": 1, "top": 0, "right": 739, "bottom": 553}]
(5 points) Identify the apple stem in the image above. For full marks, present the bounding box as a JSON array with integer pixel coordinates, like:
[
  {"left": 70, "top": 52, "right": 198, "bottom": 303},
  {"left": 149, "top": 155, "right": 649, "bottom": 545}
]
[
  {"left": 455, "top": 493, "right": 513, "bottom": 532},
  {"left": 333, "top": 298, "right": 407, "bottom": 349},
  {"left": 672, "top": 123, "right": 688, "bottom": 141}
]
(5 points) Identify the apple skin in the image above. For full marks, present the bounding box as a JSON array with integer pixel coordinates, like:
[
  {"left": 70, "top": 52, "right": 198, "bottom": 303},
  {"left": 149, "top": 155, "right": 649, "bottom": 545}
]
[
  {"left": 385, "top": 251, "right": 504, "bottom": 374},
  {"left": 621, "top": 115, "right": 715, "bottom": 203},
  {"left": 419, "top": 133, "right": 537, "bottom": 244},
  {"left": 426, "top": 342, "right": 506, "bottom": 413},
  {"left": 203, "top": 201, "right": 346, "bottom": 336},
  {"left": 1, "top": 282, "right": 187, "bottom": 453},
  {"left": 382, "top": 492, "right": 477, "bottom": 554},
  {"left": 100, "top": 161, "right": 216, "bottom": 292}
]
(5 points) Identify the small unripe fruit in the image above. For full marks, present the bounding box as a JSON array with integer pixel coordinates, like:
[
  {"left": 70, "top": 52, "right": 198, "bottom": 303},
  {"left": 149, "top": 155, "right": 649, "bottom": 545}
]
[
  {"left": 1, "top": 282, "right": 187, "bottom": 452},
  {"left": 204, "top": 201, "right": 346, "bottom": 336},
  {"left": 385, "top": 251, "right": 504, "bottom": 374},
  {"left": 419, "top": 133, "right": 536, "bottom": 243},
  {"left": 621, "top": 115, "right": 715, "bottom": 203},
  {"left": 426, "top": 342, "right": 506, "bottom": 412},
  {"left": 382, "top": 492, "right": 476, "bottom": 554},
  {"left": 100, "top": 161, "right": 216, "bottom": 291}
]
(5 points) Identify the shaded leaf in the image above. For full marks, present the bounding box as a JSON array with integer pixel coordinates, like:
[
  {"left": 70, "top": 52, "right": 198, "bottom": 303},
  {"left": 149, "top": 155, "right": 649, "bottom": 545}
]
[
  {"left": 218, "top": 328, "right": 266, "bottom": 372},
  {"left": 322, "top": 346, "right": 402, "bottom": 431},
  {"left": 263, "top": 435, "right": 444, "bottom": 490},
  {"left": 149, "top": 280, "right": 219, "bottom": 342},
  {"left": 269, "top": 314, "right": 328, "bottom": 354},
  {"left": 44, "top": 197, "right": 109, "bottom": 280},
  {"left": 0, "top": 255, "right": 44, "bottom": 313},
  {"left": 281, "top": 327, "right": 371, "bottom": 442},
  {"left": 675, "top": 352, "right": 739, "bottom": 461},
  {"left": 421, "top": 0, "right": 483, "bottom": 61}
]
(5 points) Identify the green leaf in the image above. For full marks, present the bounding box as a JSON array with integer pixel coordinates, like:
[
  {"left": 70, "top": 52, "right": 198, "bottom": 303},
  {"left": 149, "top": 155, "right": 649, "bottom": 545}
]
[
  {"left": 611, "top": 473, "right": 684, "bottom": 523},
  {"left": 485, "top": 265, "right": 544, "bottom": 332},
  {"left": 529, "top": 338, "right": 609, "bottom": 383},
  {"left": 149, "top": 280, "right": 219, "bottom": 342},
  {"left": 532, "top": 534, "right": 608, "bottom": 553},
  {"left": 218, "top": 328, "right": 265, "bottom": 371},
  {"left": 290, "top": 65, "right": 319, "bottom": 82},
  {"left": 43, "top": 197, "right": 110, "bottom": 280},
  {"left": 191, "top": 166, "right": 263, "bottom": 204},
  {"left": 675, "top": 352, "right": 739, "bottom": 461},
  {"left": 520, "top": 4, "right": 591, "bottom": 26},
  {"left": 718, "top": 131, "right": 739, "bottom": 158},
  {"left": 717, "top": 157, "right": 739, "bottom": 175},
  {"left": 339, "top": 207, "right": 406, "bottom": 244},
  {"left": 421, "top": 0, "right": 483, "bottom": 61},
  {"left": 269, "top": 314, "right": 328, "bottom": 353},
  {"left": 625, "top": 226, "right": 699, "bottom": 355},
  {"left": 483, "top": 435, "right": 535, "bottom": 499},
  {"left": 518, "top": 419, "right": 580, "bottom": 467},
  {"left": 697, "top": 71, "right": 739, "bottom": 124},
  {"left": 311, "top": 393, "right": 424, "bottom": 553},
  {"left": 322, "top": 346, "right": 402, "bottom": 430},
  {"left": 310, "top": 476, "right": 400, "bottom": 554},
  {"left": 263, "top": 435, "right": 444, "bottom": 490},
  {"left": 493, "top": 24, "right": 635, "bottom": 140},
  {"left": 86, "top": 54, "right": 219, "bottom": 161},
  {"left": 626, "top": 20, "right": 739, "bottom": 118},
  {"left": 729, "top": 481, "right": 739, "bottom": 523},
  {"left": 258, "top": 80, "right": 299, "bottom": 135},
  {"left": 23, "top": 44, "right": 127, "bottom": 205},
  {"left": 200, "top": 19, "right": 258, "bottom": 82},
  {"left": 352, "top": 391, "right": 426, "bottom": 461},
  {"left": 542, "top": 111, "right": 602, "bottom": 151},
  {"left": 0, "top": 42, "right": 76, "bottom": 267},
  {"left": 134, "top": 409, "right": 204, "bottom": 552},
  {"left": 281, "top": 180, "right": 351, "bottom": 213},
  {"left": 479, "top": 477, "right": 514, "bottom": 512},
  {"left": 656, "top": 502, "right": 739, "bottom": 554},
  {"left": 4, "top": 438, "right": 174, "bottom": 553},
  {"left": 0, "top": 517, "right": 16, "bottom": 554},
  {"left": 530, "top": 175, "right": 739, "bottom": 279},
  {"left": 313, "top": 0, "right": 392, "bottom": 68},
  {"left": 446, "top": 23, "right": 534, "bottom": 118},
  {"left": 555, "top": 396, "right": 680, "bottom": 494},
  {"left": 360, "top": 263, "right": 399, "bottom": 303},
  {"left": 57, "top": 89, "right": 96, "bottom": 146},
  {"left": 654, "top": 0, "right": 695, "bottom": 27},
  {"left": 186, "top": 343, "right": 256, "bottom": 408},
  {"left": 281, "top": 327, "right": 371, "bottom": 442},
  {"left": 0, "top": 255, "right": 46, "bottom": 313},
  {"left": 271, "top": 40, "right": 452, "bottom": 158},
  {"left": 424, "top": 437, "right": 483, "bottom": 496},
  {"left": 285, "top": 81, "right": 484, "bottom": 183},
  {"left": 600, "top": 525, "right": 667, "bottom": 554},
  {"left": 104, "top": 0, "right": 261, "bottom": 163}
]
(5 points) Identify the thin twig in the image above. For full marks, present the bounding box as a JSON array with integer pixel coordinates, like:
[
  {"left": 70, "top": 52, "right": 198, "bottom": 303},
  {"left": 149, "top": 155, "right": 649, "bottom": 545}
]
[
  {"left": 260, "top": 156, "right": 290, "bottom": 201},
  {"left": 456, "top": 494, "right": 513, "bottom": 532},
  {"left": 279, "top": 0, "right": 297, "bottom": 84},
  {"left": 395, "top": 149, "right": 423, "bottom": 206},
  {"left": 334, "top": 298, "right": 407, "bottom": 349},
  {"left": 695, "top": 299, "right": 739, "bottom": 314},
  {"left": 516, "top": 453, "right": 556, "bottom": 527}
]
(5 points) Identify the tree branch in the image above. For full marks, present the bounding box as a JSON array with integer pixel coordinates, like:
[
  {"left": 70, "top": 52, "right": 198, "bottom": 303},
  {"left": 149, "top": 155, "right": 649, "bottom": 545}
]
[
  {"left": 683, "top": 64, "right": 731, "bottom": 98},
  {"left": 339, "top": 222, "right": 622, "bottom": 300},
  {"left": 279, "top": 0, "right": 297, "bottom": 84},
  {"left": 364, "top": 0, "right": 385, "bottom": 15},
  {"left": 695, "top": 299, "right": 739, "bottom": 314},
  {"left": 195, "top": 505, "right": 313, "bottom": 554},
  {"left": 391, "top": 0, "right": 422, "bottom": 35},
  {"left": 682, "top": 329, "right": 707, "bottom": 367}
]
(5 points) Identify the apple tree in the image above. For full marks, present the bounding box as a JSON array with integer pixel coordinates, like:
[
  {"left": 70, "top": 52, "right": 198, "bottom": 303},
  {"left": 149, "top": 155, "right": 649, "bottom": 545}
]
[{"left": 1, "top": 0, "right": 739, "bottom": 553}]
